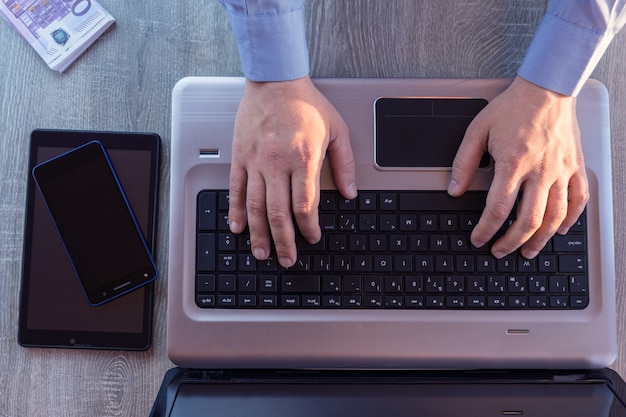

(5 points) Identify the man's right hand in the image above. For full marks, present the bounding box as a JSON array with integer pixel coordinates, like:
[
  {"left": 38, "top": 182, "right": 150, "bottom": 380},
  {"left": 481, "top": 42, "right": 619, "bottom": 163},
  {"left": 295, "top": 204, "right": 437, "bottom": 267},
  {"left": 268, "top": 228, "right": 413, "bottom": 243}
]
[{"left": 227, "top": 76, "right": 357, "bottom": 268}]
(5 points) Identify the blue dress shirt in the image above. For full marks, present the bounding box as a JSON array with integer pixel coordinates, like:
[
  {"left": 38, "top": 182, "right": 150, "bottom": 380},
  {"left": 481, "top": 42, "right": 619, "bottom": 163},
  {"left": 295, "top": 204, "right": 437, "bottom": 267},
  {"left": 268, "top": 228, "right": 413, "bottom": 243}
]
[
  {"left": 218, "top": 0, "right": 309, "bottom": 81},
  {"left": 220, "top": 0, "right": 625, "bottom": 96}
]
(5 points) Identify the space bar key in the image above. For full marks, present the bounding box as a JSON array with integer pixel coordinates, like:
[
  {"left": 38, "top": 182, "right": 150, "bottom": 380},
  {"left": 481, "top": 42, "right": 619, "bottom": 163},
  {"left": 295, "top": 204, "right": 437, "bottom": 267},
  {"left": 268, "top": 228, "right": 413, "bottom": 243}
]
[
  {"left": 399, "top": 192, "right": 486, "bottom": 211},
  {"left": 281, "top": 275, "right": 321, "bottom": 293}
]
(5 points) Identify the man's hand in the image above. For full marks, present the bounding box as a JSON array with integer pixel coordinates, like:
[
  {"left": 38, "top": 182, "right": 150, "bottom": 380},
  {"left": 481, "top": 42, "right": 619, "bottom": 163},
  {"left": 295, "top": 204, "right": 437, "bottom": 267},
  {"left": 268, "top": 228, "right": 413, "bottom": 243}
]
[
  {"left": 228, "top": 76, "right": 357, "bottom": 268},
  {"left": 448, "top": 76, "right": 589, "bottom": 259}
]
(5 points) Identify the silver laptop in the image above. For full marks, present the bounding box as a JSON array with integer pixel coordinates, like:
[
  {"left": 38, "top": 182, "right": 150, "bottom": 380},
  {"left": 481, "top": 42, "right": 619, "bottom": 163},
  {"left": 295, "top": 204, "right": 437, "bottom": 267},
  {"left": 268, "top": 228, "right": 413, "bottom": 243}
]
[{"left": 167, "top": 77, "right": 616, "bottom": 369}]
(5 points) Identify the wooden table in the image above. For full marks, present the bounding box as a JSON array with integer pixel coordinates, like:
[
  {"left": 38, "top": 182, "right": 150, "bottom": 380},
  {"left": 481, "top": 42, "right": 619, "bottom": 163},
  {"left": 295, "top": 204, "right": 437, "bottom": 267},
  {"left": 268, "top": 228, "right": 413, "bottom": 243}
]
[{"left": 0, "top": 1, "right": 624, "bottom": 415}]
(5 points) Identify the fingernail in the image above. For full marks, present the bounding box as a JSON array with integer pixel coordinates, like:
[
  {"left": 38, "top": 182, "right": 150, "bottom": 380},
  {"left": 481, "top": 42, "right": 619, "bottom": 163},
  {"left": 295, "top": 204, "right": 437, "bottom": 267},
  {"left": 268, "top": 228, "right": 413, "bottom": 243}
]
[
  {"left": 447, "top": 180, "right": 460, "bottom": 196},
  {"left": 229, "top": 220, "right": 239, "bottom": 233},
  {"left": 472, "top": 240, "right": 486, "bottom": 249},
  {"left": 347, "top": 182, "right": 358, "bottom": 199},
  {"left": 524, "top": 249, "right": 539, "bottom": 259},
  {"left": 279, "top": 257, "right": 293, "bottom": 267},
  {"left": 558, "top": 226, "right": 570, "bottom": 235},
  {"left": 252, "top": 247, "right": 266, "bottom": 260},
  {"left": 492, "top": 250, "right": 506, "bottom": 259}
]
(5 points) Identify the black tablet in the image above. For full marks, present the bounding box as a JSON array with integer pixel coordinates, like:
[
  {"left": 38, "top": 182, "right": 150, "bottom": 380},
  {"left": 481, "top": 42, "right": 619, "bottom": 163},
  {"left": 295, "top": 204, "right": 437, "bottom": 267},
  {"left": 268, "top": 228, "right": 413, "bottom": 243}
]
[{"left": 18, "top": 129, "right": 161, "bottom": 350}]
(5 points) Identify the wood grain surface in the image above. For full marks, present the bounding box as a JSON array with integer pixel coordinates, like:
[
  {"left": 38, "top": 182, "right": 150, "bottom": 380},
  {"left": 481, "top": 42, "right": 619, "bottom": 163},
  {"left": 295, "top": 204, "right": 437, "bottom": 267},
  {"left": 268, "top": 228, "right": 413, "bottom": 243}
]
[{"left": 0, "top": 1, "right": 625, "bottom": 416}]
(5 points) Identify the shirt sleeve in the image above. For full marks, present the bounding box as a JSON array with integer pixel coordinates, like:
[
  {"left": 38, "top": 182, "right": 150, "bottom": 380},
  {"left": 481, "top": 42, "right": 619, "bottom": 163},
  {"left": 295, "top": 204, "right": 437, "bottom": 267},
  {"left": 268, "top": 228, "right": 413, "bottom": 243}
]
[
  {"left": 218, "top": 0, "right": 310, "bottom": 82},
  {"left": 518, "top": 0, "right": 626, "bottom": 96}
]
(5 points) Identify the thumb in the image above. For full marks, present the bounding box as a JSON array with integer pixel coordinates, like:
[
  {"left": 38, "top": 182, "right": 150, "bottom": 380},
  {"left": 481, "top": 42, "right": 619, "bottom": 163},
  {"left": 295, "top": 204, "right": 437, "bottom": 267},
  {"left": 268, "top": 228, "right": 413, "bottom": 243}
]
[
  {"left": 327, "top": 122, "right": 357, "bottom": 200},
  {"left": 448, "top": 119, "right": 489, "bottom": 197}
]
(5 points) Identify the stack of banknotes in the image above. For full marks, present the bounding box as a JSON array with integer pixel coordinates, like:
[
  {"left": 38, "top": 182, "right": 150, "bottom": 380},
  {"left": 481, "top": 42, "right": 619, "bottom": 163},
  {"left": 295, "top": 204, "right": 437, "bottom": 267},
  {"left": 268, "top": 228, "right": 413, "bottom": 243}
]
[{"left": 0, "top": 0, "right": 115, "bottom": 72}]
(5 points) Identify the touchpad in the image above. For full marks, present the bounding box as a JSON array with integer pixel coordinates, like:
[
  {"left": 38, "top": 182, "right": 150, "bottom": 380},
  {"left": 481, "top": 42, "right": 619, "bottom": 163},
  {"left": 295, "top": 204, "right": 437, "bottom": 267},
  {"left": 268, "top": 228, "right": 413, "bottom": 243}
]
[{"left": 374, "top": 97, "right": 490, "bottom": 169}]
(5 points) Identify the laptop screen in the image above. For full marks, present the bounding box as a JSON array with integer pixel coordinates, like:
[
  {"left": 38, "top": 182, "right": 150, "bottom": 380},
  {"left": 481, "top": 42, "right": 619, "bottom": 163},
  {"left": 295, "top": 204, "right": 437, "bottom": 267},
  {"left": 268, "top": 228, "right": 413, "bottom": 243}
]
[{"left": 169, "top": 380, "right": 620, "bottom": 417}]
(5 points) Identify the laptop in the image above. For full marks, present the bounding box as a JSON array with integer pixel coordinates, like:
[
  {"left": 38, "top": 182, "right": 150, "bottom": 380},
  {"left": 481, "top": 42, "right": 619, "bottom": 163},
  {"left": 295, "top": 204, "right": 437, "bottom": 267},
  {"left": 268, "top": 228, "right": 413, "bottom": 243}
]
[{"left": 167, "top": 77, "right": 616, "bottom": 370}]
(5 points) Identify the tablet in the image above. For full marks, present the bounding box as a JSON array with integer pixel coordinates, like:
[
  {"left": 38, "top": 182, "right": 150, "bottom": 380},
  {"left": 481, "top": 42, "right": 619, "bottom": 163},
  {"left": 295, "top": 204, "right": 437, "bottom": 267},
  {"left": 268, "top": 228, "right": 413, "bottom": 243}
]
[{"left": 18, "top": 129, "right": 161, "bottom": 350}]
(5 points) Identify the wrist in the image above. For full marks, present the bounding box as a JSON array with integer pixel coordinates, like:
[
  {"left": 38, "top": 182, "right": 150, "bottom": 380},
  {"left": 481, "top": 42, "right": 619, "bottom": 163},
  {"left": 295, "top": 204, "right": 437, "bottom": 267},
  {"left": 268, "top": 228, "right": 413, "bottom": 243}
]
[{"left": 509, "top": 76, "right": 575, "bottom": 108}]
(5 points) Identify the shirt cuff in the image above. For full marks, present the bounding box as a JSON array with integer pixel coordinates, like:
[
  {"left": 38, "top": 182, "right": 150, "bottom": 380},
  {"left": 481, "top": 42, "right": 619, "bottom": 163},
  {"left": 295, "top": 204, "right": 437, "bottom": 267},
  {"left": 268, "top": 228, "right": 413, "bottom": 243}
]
[
  {"left": 518, "top": 12, "right": 614, "bottom": 96},
  {"left": 224, "top": 4, "right": 310, "bottom": 82}
]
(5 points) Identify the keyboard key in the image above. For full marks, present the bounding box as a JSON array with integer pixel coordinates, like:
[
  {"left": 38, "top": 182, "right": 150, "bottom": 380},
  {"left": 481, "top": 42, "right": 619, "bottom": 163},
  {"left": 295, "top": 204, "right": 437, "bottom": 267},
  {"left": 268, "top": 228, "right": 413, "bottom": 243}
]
[
  {"left": 239, "top": 295, "right": 257, "bottom": 307},
  {"left": 467, "top": 296, "right": 485, "bottom": 308},
  {"left": 447, "top": 296, "right": 465, "bottom": 308},
  {"left": 570, "top": 296, "right": 589, "bottom": 308},
  {"left": 197, "top": 233, "right": 216, "bottom": 272},
  {"left": 359, "top": 193, "right": 377, "bottom": 210},
  {"left": 364, "top": 275, "right": 382, "bottom": 293},
  {"left": 197, "top": 274, "right": 215, "bottom": 292},
  {"left": 259, "top": 275, "right": 277, "bottom": 293},
  {"left": 364, "top": 295, "right": 382, "bottom": 307},
  {"left": 282, "top": 275, "right": 321, "bottom": 293},
  {"left": 405, "top": 276, "right": 424, "bottom": 293},
  {"left": 343, "top": 275, "right": 361, "bottom": 293},
  {"left": 281, "top": 295, "right": 300, "bottom": 307},
  {"left": 425, "top": 296, "right": 444, "bottom": 308},
  {"left": 508, "top": 296, "right": 527, "bottom": 308},
  {"left": 420, "top": 214, "right": 438, "bottom": 232},
  {"left": 322, "top": 275, "right": 342, "bottom": 292},
  {"left": 569, "top": 275, "right": 589, "bottom": 294},
  {"left": 559, "top": 255, "right": 588, "bottom": 272},
  {"left": 528, "top": 275, "right": 547, "bottom": 293},
  {"left": 379, "top": 193, "right": 397, "bottom": 210},
  {"left": 446, "top": 275, "right": 464, "bottom": 293},
  {"left": 405, "top": 296, "right": 424, "bottom": 308},
  {"left": 384, "top": 296, "right": 403, "bottom": 308},
  {"left": 197, "top": 191, "right": 217, "bottom": 231},
  {"left": 549, "top": 275, "right": 567, "bottom": 293},
  {"left": 319, "top": 191, "right": 336, "bottom": 211},
  {"left": 529, "top": 295, "right": 547, "bottom": 308},
  {"left": 217, "top": 295, "right": 236, "bottom": 307},
  {"left": 302, "top": 295, "right": 321, "bottom": 307},
  {"left": 553, "top": 234, "right": 586, "bottom": 252},
  {"left": 196, "top": 295, "right": 215, "bottom": 308},
  {"left": 323, "top": 295, "right": 342, "bottom": 307},
  {"left": 550, "top": 295, "right": 568, "bottom": 308},
  {"left": 343, "top": 296, "right": 362, "bottom": 307},
  {"left": 218, "top": 275, "right": 236, "bottom": 292},
  {"left": 425, "top": 275, "right": 444, "bottom": 293},
  {"left": 467, "top": 276, "right": 486, "bottom": 293},
  {"left": 440, "top": 214, "right": 457, "bottom": 231},
  {"left": 487, "top": 276, "right": 505, "bottom": 293},
  {"left": 488, "top": 296, "right": 506, "bottom": 308},
  {"left": 507, "top": 276, "right": 526, "bottom": 293},
  {"left": 238, "top": 275, "right": 257, "bottom": 293},
  {"left": 384, "top": 276, "right": 403, "bottom": 293},
  {"left": 259, "top": 295, "right": 277, "bottom": 307}
]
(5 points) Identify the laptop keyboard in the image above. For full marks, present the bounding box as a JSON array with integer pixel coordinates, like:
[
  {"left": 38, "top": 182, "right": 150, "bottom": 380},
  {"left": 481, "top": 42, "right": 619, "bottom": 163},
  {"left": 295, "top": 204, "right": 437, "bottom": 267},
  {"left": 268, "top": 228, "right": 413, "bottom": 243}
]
[{"left": 195, "top": 190, "right": 589, "bottom": 310}]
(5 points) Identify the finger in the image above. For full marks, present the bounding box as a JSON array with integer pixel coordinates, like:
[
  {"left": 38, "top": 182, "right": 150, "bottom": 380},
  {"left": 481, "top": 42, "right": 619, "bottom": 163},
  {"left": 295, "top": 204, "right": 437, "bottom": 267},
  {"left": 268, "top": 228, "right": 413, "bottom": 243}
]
[
  {"left": 558, "top": 170, "right": 589, "bottom": 235},
  {"left": 470, "top": 165, "right": 520, "bottom": 250},
  {"left": 244, "top": 173, "right": 272, "bottom": 262},
  {"left": 291, "top": 166, "right": 322, "bottom": 245},
  {"left": 228, "top": 163, "right": 248, "bottom": 234},
  {"left": 448, "top": 116, "right": 488, "bottom": 196},
  {"left": 490, "top": 179, "right": 549, "bottom": 258},
  {"left": 263, "top": 173, "right": 297, "bottom": 268},
  {"left": 327, "top": 120, "right": 357, "bottom": 200},
  {"left": 519, "top": 181, "right": 568, "bottom": 259}
]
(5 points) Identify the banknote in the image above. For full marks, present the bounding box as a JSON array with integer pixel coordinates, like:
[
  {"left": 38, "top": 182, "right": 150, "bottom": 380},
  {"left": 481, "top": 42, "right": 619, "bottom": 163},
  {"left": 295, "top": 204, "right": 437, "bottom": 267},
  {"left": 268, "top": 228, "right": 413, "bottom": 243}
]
[{"left": 0, "top": 0, "right": 115, "bottom": 72}]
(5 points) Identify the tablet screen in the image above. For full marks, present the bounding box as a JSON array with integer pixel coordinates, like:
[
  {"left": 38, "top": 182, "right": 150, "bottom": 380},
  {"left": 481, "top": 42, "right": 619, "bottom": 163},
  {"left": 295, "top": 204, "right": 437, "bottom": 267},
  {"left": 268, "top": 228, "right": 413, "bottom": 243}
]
[
  {"left": 18, "top": 129, "right": 160, "bottom": 350},
  {"left": 171, "top": 382, "right": 619, "bottom": 417}
]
